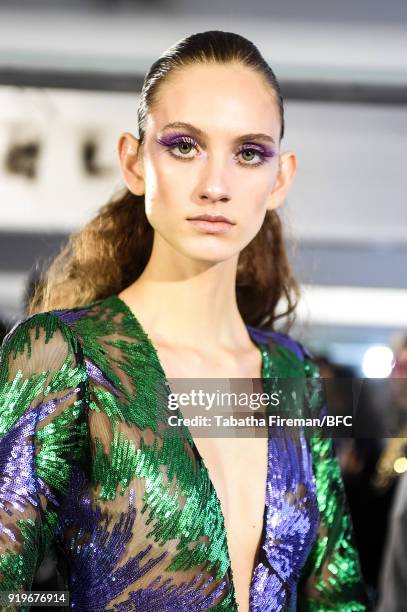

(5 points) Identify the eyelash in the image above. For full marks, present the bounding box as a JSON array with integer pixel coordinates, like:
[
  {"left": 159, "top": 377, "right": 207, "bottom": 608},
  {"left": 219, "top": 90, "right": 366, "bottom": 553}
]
[{"left": 156, "top": 135, "right": 274, "bottom": 167}]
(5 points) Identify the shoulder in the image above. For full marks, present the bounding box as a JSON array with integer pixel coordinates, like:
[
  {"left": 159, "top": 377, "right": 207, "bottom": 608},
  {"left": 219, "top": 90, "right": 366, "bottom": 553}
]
[
  {"left": 0, "top": 303, "right": 96, "bottom": 383},
  {"left": 0, "top": 309, "right": 90, "bottom": 438},
  {"left": 1, "top": 296, "right": 106, "bottom": 353},
  {"left": 249, "top": 325, "right": 320, "bottom": 378},
  {"left": 1, "top": 310, "right": 77, "bottom": 360}
]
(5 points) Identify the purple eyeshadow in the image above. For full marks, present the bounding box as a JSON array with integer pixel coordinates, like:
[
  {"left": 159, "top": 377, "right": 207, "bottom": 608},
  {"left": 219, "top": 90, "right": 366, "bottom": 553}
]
[
  {"left": 155, "top": 132, "right": 277, "bottom": 162},
  {"left": 243, "top": 144, "right": 276, "bottom": 158},
  {"left": 156, "top": 133, "right": 194, "bottom": 147}
]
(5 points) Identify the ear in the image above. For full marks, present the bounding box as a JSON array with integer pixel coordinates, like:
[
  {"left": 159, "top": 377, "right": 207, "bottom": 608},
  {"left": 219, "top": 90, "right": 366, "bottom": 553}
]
[
  {"left": 266, "top": 151, "right": 297, "bottom": 212},
  {"left": 117, "top": 132, "right": 145, "bottom": 196}
]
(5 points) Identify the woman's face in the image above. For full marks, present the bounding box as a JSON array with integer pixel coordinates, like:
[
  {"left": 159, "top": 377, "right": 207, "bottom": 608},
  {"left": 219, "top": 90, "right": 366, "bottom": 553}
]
[{"left": 120, "top": 62, "right": 296, "bottom": 264}]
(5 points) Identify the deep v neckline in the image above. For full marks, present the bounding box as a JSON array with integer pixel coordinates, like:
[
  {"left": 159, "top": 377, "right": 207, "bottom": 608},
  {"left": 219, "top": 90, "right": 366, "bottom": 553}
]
[{"left": 111, "top": 293, "right": 273, "bottom": 607}]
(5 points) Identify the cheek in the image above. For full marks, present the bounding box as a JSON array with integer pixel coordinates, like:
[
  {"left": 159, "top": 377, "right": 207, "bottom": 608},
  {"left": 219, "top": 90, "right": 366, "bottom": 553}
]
[
  {"left": 237, "top": 185, "right": 271, "bottom": 242},
  {"left": 143, "top": 157, "right": 188, "bottom": 223},
  {"left": 240, "top": 181, "right": 272, "bottom": 220},
  {"left": 143, "top": 157, "right": 171, "bottom": 215},
  {"left": 249, "top": 171, "right": 277, "bottom": 217},
  {"left": 142, "top": 158, "right": 159, "bottom": 206},
  {"left": 239, "top": 161, "right": 276, "bottom": 194}
]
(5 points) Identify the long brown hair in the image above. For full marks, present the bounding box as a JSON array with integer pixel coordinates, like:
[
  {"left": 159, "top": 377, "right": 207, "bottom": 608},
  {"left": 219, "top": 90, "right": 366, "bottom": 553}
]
[{"left": 28, "top": 30, "right": 301, "bottom": 331}]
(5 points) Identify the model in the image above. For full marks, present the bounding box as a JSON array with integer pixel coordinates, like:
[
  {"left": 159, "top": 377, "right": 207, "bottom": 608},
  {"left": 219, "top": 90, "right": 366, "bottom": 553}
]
[{"left": 0, "top": 30, "right": 371, "bottom": 611}]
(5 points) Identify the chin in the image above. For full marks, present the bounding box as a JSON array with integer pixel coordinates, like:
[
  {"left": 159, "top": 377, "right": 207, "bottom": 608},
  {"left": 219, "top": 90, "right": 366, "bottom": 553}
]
[{"left": 181, "top": 242, "right": 241, "bottom": 264}]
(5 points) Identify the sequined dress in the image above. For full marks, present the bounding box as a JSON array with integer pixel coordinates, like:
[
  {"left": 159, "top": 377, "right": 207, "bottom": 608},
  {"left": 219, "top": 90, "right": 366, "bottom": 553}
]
[{"left": 0, "top": 294, "right": 370, "bottom": 611}]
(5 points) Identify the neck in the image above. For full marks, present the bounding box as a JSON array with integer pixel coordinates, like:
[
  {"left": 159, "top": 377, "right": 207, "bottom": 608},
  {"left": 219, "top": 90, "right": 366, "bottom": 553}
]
[{"left": 118, "top": 239, "right": 252, "bottom": 354}]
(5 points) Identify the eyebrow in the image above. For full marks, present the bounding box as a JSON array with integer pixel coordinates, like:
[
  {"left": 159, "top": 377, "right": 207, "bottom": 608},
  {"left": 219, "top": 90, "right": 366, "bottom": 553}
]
[{"left": 160, "top": 121, "right": 276, "bottom": 146}]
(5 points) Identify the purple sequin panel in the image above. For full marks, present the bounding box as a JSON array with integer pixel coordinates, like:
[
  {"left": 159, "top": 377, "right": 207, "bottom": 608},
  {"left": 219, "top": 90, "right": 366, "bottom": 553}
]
[
  {"left": 53, "top": 307, "right": 92, "bottom": 325},
  {"left": 56, "top": 467, "right": 229, "bottom": 611},
  {"left": 85, "top": 359, "right": 121, "bottom": 397},
  {"left": 247, "top": 326, "right": 306, "bottom": 361},
  {"left": 249, "top": 426, "right": 320, "bottom": 610}
]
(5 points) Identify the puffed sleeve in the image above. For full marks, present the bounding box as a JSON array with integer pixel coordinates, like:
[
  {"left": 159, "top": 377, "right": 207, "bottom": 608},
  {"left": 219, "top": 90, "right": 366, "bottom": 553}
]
[
  {"left": 0, "top": 312, "right": 88, "bottom": 605},
  {"left": 297, "top": 354, "right": 373, "bottom": 611}
]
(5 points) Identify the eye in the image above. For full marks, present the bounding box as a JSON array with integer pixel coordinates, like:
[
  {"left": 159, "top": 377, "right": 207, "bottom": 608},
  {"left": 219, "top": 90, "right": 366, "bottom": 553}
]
[
  {"left": 175, "top": 141, "right": 196, "bottom": 157},
  {"left": 163, "top": 136, "right": 198, "bottom": 160},
  {"left": 156, "top": 134, "right": 275, "bottom": 167},
  {"left": 237, "top": 146, "right": 267, "bottom": 167}
]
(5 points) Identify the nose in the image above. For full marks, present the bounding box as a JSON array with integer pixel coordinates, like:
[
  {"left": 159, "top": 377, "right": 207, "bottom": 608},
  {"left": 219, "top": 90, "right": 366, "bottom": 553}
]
[
  {"left": 199, "top": 189, "right": 230, "bottom": 204},
  {"left": 197, "top": 155, "right": 231, "bottom": 204}
]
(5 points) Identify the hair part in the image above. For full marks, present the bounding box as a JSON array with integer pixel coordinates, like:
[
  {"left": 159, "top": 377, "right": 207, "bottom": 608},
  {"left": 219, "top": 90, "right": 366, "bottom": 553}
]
[{"left": 28, "top": 30, "right": 300, "bottom": 331}]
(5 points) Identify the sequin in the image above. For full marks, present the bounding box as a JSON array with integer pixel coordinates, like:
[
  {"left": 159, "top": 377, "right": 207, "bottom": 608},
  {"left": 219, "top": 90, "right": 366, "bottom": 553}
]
[{"left": 0, "top": 295, "right": 371, "bottom": 610}]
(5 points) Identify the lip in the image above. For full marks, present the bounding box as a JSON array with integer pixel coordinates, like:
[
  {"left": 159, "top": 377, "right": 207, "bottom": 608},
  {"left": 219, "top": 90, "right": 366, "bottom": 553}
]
[
  {"left": 187, "top": 217, "right": 235, "bottom": 234},
  {"left": 187, "top": 214, "right": 235, "bottom": 224}
]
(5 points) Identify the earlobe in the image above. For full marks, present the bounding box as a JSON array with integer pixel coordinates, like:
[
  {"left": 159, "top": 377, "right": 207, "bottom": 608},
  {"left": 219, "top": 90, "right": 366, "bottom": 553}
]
[{"left": 118, "top": 132, "right": 145, "bottom": 196}]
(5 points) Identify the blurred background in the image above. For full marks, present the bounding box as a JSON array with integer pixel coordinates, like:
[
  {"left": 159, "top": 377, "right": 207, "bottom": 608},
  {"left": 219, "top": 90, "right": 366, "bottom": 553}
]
[{"left": 0, "top": 0, "right": 406, "bottom": 609}]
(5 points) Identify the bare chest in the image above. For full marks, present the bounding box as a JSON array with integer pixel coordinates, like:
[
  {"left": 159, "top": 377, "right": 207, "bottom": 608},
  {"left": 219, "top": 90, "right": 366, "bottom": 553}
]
[{"left": 197, "top": 436, "right": 268, "bottom": 612}]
